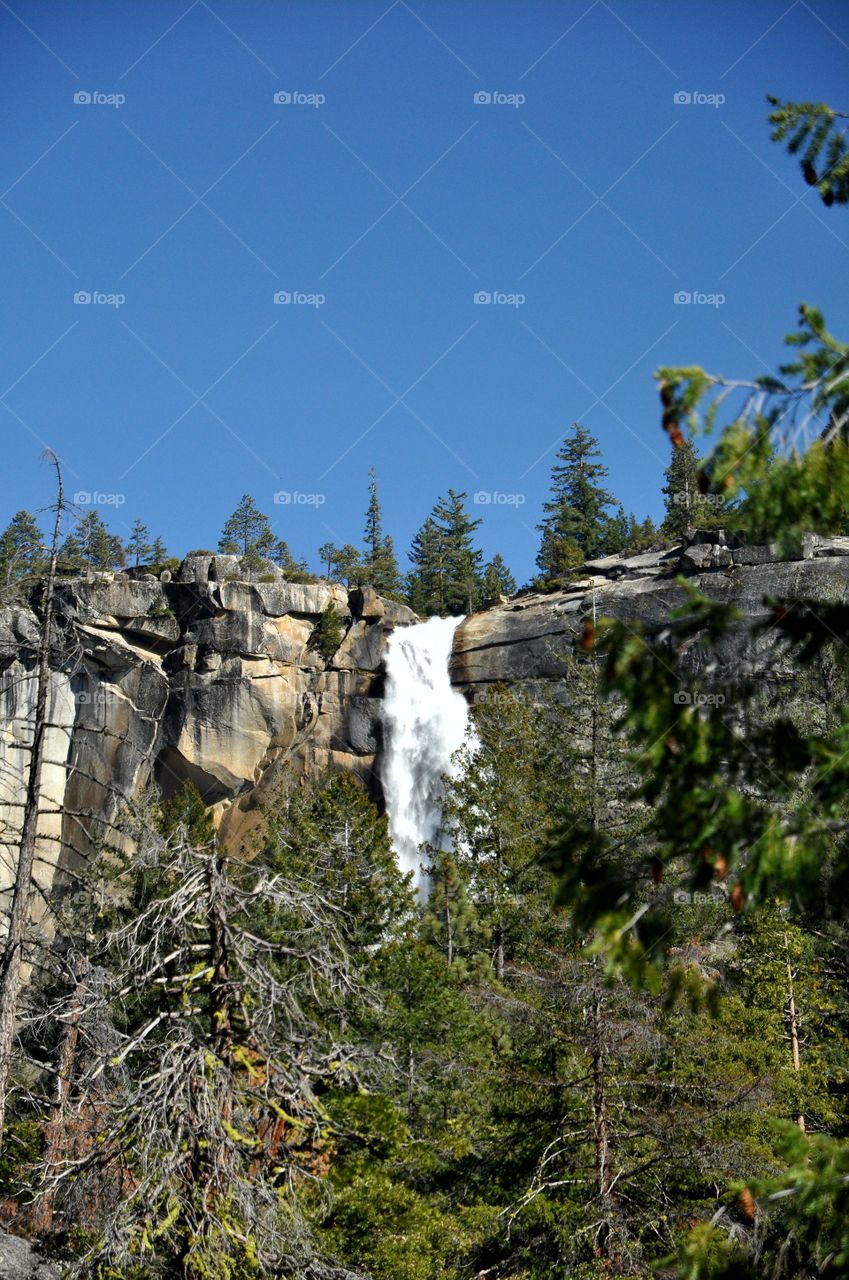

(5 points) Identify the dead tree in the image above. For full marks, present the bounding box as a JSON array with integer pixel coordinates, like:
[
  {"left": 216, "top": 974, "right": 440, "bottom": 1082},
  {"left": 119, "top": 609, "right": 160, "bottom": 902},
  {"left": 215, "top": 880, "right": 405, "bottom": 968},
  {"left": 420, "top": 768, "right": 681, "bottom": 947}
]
[{"left": 0, "top": 450, "right": 64, "bottom": 1145}]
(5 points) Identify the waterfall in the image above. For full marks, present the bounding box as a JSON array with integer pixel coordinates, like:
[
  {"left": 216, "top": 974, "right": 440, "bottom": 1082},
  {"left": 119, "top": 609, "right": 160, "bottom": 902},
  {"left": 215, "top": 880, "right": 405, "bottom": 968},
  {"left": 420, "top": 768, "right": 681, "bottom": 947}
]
[{"left": 381, "top": 616, "right": 470, "bottom": 892}]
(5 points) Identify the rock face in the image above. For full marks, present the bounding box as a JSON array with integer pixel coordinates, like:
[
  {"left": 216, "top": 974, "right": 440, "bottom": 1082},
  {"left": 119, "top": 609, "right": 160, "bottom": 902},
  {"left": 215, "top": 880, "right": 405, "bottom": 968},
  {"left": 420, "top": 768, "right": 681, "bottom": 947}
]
[
  {"left": 451, "top": 531, "right": 849, "bottom": 694},
  {"left": 0, "top": 1232, "right": 59, "bottom": 1279},
  {"left": 0, "top": 555, "right": 415, "bottom": 904},
  {"left": 4, "top": 534, "right": 849, "bottom": 909}
]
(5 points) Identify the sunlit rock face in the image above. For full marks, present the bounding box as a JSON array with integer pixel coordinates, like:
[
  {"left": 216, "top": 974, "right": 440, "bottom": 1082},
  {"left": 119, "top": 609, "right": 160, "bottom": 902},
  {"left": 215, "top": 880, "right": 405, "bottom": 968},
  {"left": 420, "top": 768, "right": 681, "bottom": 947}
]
[
  {"left": 449, "top": 531, "right": 849, "bottom": 696},
  {"left": 0, "top": 555, "right": 415, "bottom": 901},
  {"left": 4, "top": 533, "right": 849, "bottom": 911}
]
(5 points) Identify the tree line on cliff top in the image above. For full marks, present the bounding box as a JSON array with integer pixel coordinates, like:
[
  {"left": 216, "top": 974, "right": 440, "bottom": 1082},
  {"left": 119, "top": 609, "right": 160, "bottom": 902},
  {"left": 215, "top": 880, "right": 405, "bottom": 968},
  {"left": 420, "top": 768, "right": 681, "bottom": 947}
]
[{"left": 2, "top": 426, "right": 717, "bottom": 616}]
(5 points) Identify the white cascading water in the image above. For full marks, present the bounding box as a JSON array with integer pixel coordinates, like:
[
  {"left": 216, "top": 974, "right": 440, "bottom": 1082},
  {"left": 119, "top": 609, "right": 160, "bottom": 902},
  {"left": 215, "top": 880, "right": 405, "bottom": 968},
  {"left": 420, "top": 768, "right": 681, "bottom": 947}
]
[{"left": 381, "top": 616, "right": 471, "bottom": 892}]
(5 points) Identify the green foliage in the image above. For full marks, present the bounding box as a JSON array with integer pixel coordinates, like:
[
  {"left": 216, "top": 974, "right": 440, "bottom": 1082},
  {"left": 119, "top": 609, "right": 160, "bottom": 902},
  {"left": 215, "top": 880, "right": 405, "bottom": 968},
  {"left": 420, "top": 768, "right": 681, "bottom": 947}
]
[
  {"left": 318, "top": 542, "right": 362, "bottom": 585},
  {"left": 362, "top": 467, "right": 402, "bottom": 595},
  {"left": 0, "top": 509, "right": 45, "bottom": 595},
  {"left": 407, "top": 491, "right": 483, "bottom": 616},
  {"left": 768, "top": 95, "right": 849, "bottom": 206},
  {"left": 218, "top": 494, "right": 278, "bottom": 562},
  {"left": 312, "top": 600, "right": 345, "bottom": 661},
  {"left": 536, "top": 423, "right": 622, "bottom": 575},
  {"left": 480, "top": 552, "right": 516, "bottom": 600}
]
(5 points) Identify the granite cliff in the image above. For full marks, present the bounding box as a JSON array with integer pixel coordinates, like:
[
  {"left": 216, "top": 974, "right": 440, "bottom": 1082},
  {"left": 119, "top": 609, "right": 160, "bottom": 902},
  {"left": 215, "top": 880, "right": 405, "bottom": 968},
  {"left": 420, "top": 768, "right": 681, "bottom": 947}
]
[{"left": 3, "top": 534, "right": 849, "bottom": 911}]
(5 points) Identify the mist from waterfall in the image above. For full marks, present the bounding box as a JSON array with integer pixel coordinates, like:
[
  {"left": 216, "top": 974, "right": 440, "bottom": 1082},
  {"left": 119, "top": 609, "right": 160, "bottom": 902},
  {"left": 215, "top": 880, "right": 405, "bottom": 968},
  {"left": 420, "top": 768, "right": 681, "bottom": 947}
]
[{"left": 381, "top": 616, "right": 470, "bottom": 892}]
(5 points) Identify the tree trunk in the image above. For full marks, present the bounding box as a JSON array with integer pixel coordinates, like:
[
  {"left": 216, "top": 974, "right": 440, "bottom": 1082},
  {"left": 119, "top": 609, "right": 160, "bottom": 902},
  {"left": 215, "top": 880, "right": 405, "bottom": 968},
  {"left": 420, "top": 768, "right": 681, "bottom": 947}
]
[
  {"left": 591, "top": 974, "right": 614, "bottom": 1260},
  {"left": 0, "top": 452, "right": 63, "bottom": 1146},
  {"left": 32, "top": 955, "right": 88, "bottom": 1232},
  {"left": 784, "top": 930, "right": 806, "bottom": 1132}
]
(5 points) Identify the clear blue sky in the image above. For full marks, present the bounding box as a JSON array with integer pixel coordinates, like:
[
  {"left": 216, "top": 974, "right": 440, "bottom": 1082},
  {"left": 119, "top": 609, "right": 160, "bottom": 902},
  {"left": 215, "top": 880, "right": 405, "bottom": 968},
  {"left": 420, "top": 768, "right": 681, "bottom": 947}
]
[{"left": 3, "top": 0, "right": 848, "bottom": 585}]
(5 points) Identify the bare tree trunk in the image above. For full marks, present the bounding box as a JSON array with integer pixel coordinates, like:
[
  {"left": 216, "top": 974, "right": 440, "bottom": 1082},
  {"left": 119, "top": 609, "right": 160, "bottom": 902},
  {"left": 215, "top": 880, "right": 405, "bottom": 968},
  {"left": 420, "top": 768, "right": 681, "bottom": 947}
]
[
  {"left": 784, "top": 929, "right": 806, "bottom": 1132},
  {"left": 32, "top": 955, "right": 88, "bottom": 1232},
  {"left": 0, "top": 451, "right": 64, "bottom": 1146},
  {"left": 591, "top": 973, "right": 614, "bottom": 1261}
]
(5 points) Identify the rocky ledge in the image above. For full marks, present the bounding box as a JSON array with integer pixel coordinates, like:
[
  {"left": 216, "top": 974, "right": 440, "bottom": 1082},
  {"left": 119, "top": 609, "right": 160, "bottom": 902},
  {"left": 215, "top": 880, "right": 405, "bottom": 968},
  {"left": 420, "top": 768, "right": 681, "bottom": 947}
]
[{"left": 451, "top": 530, "right": 849, "bottom": 691}]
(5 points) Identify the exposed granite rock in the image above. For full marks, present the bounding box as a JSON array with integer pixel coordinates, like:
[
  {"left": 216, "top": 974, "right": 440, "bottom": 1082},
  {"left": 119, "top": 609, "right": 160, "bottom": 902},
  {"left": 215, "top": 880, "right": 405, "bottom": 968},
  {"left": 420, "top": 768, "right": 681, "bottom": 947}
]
[
  {"left": 0, "top": 563, "right": 409, "bottom": 904},
  {"left": 5, "top": 535, "right": 849, "bottom": 908},
  {"left": 0, "top": 1233, "right": 60, "bottom": 1279},
  {"left": 451, "top": 546, "right": 849, "bottom": 693}
]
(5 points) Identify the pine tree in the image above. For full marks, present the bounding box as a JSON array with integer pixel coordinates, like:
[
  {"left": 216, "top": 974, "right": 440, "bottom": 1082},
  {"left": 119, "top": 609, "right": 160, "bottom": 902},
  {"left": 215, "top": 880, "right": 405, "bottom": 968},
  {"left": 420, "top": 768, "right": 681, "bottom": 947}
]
[
  {"left": 218, "top": 494, "right": 277, "bottom": 564},
  {"left": 406, "top": 516, "right": 447, "bottom": 616},
  {"left": 69, "top": 511, "right": 115, "bottom": 572},
  {"left": 661, "top": 435, "right": 701, "bottom": 540},
  {"left": 149, "top": 535, "right": 168, "bottom": 563},
  {"left": 362, "top": 468, "right": 402, "bottom": 595},
  {"left": 481, "top": 553, "right": 516, "bottom": 601},
  {"left": 768, "top": 96, "right": 849, "bottom": 206},
  {"left": 408, "top": 492, "right": 483, "bottom": 616},
  {"left": 313, "top": 600, "right": 345, "bottom": 660},
  {"left": 0, "top": 510, "right": 45, "bottom": 593},
  {"left": 126, "top": 518, "right": 153, "bottom": 567},
  {"left": 536, "top": 424, "right": 619, "bottom": 576},
  {"left": 435, "top": 490, "right": 483, "bottom": 614},
  {"left": 272, "top": 537, "right": 302, "bottom": 575}
]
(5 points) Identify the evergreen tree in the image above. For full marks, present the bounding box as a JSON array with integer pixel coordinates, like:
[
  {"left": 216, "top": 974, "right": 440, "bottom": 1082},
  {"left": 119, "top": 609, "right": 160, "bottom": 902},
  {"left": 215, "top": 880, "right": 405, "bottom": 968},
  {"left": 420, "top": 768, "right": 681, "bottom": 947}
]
[
  {"left": 149, "top": 534, "right": 168, "bottom": 563},
  {"left": 406, "top": 516, "right": 447, "bottom": 616},
  {"left": 480, "top": 553, "right": 516, "bottom": 601},
  {"left": 407, "top": 492, "right": 483, "bottom": 616},
  {"left": 661, "top": 435, "right": 701, "bottom": 540},
  {"left": 218, "top": 494, "right": 277, "bottom": 564},
  {"left": 768, "top": 95, "right": 849, "bottom": 206},
  {"left": 536, "top": 424, "right": 619, "bottom": 577},
  {"left": 0, "top": 510, "right": 45, "bottom": 593},
  {"left": 126, "top": 518, "right": 153, "bottom": 567},
  {"left": 313, "top": 599, "right": 345, "bottom": 660},
  {"left": 599, "top": 502, "right": 630, "bottom": 555},
  {"left": 272, "top": 537, "right": 302, "bottom": 575},
  {"left": 362, "top": 468, "right": 402, "bottom": 595},
  {"left": 67, "top": 511, "right": 115, "bottom": 572}
]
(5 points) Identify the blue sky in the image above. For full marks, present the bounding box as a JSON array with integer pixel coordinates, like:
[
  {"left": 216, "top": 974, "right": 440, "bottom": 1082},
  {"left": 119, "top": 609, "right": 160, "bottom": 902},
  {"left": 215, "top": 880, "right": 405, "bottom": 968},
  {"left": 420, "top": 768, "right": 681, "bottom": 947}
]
[{"left": 2, "top": 0, "right": 849, "bottom": 585}]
